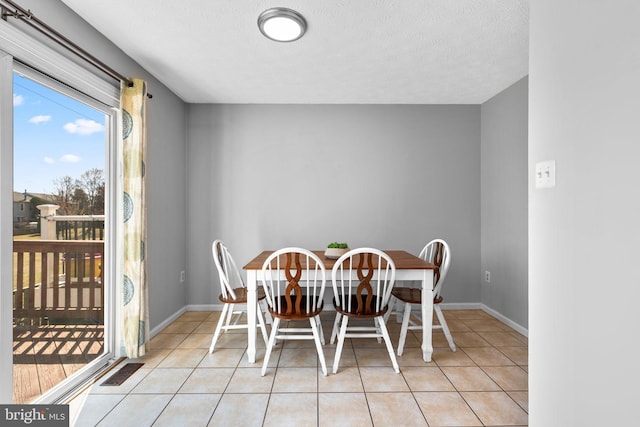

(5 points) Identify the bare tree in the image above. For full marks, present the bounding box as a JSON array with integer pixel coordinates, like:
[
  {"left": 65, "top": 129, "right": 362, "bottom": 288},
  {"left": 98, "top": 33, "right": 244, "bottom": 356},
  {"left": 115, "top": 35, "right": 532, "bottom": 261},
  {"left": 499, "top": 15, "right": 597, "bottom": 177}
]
[
  {"left": 78, "top": 168, "right": 104, "bottom": 214},
  {"left": 51, "top": 169, "right": 105, "bottom": 215},
  {"left": 73, "top": 187, "right": 89, "bottom": 214},
  {"left": 52, "top": 175, "right": 77, "bottom": 214}
]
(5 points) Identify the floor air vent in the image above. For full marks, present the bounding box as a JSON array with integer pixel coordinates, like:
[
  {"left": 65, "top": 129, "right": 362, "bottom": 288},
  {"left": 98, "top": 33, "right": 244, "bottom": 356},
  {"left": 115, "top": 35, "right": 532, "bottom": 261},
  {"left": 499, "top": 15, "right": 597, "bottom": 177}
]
[{"left": 100, "top": 363, "right": 144, "bottom": 386}]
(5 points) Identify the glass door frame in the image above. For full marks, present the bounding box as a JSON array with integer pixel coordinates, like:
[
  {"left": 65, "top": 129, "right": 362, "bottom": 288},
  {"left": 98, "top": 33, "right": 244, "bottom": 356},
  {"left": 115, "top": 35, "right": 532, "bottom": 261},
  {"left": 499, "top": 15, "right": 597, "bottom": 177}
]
[
  {"left": 0, "top": 52, "right": 119, "bottom": 404},
  {"left": 0, "top": 50, "right": 14, "bottom": 404}
]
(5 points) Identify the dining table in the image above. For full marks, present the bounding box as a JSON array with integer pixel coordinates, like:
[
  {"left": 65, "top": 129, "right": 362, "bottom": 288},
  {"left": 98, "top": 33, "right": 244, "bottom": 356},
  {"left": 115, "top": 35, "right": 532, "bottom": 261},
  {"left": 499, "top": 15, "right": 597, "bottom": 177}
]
[{"left": 243, "top": 249, "right": 437, "bottom": 364}]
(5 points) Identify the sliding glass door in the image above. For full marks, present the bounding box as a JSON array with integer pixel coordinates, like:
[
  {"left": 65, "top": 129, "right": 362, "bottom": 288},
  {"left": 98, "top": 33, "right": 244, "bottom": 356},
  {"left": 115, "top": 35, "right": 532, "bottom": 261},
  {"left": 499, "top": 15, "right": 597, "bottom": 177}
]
[{"left": 1, "top": 56, "right": 117, "bottom": 404}]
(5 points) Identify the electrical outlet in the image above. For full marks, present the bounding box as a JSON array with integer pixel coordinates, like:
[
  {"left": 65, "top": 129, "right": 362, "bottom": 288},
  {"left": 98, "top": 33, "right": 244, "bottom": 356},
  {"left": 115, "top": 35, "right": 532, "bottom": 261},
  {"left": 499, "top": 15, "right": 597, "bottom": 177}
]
[
  {"left": 180, "top": 270, "right": 185, "bottom": 283},
  {"left": 484, "top": 270, "right": 491, "bottom": 283}
]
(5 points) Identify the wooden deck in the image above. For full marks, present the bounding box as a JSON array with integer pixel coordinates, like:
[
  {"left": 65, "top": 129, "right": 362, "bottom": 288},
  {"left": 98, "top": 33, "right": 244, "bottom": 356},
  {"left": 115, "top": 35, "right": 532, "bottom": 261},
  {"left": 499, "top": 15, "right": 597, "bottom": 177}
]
[
  {"left": 13, "top": 240, "right": 104, "bottom": 322},
  {"left": 13, "top": 322, "right": 104, "bottom": 404}
]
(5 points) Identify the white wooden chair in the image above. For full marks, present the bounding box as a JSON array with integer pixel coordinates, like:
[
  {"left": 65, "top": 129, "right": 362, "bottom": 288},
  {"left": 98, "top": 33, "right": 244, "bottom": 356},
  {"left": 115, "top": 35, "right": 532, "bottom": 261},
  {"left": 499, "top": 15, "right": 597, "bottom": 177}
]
[
  {"left": 330, "top": 248, "right": 399, "bottom": 374},
  {"left": 386, "top": 238, "right": 455, "bottom": 355},
  {"left": 209, "top": 240, "right": 269, "bottom": 354},
  {"left": 260, "top": 247, "right": 328, "bottom": 376}
]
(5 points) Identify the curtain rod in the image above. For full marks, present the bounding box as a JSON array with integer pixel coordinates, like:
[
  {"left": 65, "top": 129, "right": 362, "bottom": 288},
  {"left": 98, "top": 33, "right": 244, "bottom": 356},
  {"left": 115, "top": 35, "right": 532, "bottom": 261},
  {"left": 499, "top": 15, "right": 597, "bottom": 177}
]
[{"left": 0, "top": 0, "right": 152, "bottom": 98}]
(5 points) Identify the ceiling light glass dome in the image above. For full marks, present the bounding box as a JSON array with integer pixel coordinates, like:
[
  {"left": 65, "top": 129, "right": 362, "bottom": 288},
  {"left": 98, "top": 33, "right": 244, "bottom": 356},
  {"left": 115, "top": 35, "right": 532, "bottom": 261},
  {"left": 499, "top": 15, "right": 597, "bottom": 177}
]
[{"left": 258, "top": 8, "right": 307, "bottom": 42}]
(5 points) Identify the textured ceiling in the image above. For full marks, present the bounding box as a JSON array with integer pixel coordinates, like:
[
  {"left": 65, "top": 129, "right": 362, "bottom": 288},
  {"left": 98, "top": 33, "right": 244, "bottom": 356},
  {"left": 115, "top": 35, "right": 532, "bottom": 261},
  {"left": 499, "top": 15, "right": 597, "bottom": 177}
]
[{"left": 60, "top": 0, "right": 529, "bottom": 104}]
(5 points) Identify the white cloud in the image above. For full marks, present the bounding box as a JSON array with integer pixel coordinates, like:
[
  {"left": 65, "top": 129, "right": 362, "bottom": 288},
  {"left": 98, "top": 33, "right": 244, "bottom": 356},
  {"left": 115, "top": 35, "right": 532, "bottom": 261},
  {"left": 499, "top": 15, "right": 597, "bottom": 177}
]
[
  {"left": 13, "top": 94, "right": 24, "bottom": 106},
  {"left": 29, "top": 115, "right": 52, "bottom": 124},
  {"left": 43, "top": 157, "right": 55, "bottom": 164},
  {"left": 63, "top": 119, "right": 104, "bottom": 135},
  {"left": 60, "top": 154, "right": 81, "bottom": 163}
]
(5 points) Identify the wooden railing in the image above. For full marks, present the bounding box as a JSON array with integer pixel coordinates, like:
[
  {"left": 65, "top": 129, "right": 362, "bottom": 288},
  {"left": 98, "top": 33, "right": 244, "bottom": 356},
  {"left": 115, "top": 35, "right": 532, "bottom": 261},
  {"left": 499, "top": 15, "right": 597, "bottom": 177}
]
[
  {"left": 13, "top": 240, "right": 104, "bottom": 323},
  {"left": 56, "top": 219, "right": 104, "bottom": 240}
]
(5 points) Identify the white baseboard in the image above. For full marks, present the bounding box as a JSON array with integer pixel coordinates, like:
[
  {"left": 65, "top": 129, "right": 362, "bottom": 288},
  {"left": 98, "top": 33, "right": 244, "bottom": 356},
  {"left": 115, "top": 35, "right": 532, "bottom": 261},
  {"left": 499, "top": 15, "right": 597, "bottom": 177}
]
[
  {"left": 153, "top": 302, "right": 528, "bottom": 338},
  {"left": 439, "top": 302, "right": 482, "bottom": 310},
  {"left": 480, "top": 304, "right": 528, "bottom": 337},
  {"left": 186, "top": 304, "right": 224, "bottom": 312},
  {"left": 149, "top": 306, "right": 187, "bottom": 338},
  {"left": 395, "top": 302, "right": 528, "bottom": 337}
]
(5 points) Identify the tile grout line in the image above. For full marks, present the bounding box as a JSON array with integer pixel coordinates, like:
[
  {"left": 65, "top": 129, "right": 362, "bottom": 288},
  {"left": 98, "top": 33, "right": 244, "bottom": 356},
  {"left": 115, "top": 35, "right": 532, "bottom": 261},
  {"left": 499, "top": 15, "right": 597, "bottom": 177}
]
[
  {"left": 145, "top": 319, "right": 205, "bottom": 426},
  {"left": 75, "top": 310, "right": 527, "bottom": 426},
  {"left": 446, "top": 315, "right": 528, "bottom": 425},
  {"left": 350, "top": 338, "right": 377, "bottom": 427}
]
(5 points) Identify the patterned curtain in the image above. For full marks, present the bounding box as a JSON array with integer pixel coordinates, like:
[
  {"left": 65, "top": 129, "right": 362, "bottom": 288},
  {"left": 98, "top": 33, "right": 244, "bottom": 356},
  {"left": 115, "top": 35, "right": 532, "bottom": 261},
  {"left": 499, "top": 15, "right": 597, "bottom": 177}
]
[{"left": 121, "top": 78, "right": 149, "bottom": 358}]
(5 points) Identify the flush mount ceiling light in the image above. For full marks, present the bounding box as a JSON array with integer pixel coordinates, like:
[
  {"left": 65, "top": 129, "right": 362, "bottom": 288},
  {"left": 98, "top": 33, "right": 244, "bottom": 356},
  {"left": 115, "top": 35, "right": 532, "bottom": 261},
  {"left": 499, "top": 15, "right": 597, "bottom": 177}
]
[{"left": 258, "top": 7, "right": 307, "bottom": 42}]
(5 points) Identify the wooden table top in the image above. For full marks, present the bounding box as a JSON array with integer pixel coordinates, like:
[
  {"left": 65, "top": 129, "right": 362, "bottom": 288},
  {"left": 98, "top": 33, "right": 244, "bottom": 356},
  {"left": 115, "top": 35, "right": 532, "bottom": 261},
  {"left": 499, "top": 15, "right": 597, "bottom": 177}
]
[{"left": 243, "top": 250, "right": 436, "bottom": 270}]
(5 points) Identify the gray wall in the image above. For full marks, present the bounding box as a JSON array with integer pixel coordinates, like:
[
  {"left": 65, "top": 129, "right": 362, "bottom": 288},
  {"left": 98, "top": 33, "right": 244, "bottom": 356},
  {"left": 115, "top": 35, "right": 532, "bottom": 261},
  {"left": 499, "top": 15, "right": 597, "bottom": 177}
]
[
  {"left": 481, "top": 77, "right": 528, "bottom": 328},
  {"left": 530, "top": 0, "right": 640, "bottom": 424},
  {"left": 186, "top": 104, "right": 481, "bottom": 307},
  {"left": 18, "top": 1, "right": 189, "bottom": 329},
  {"left": 14, "top": 2, "right": 529, "bottom": 338}
]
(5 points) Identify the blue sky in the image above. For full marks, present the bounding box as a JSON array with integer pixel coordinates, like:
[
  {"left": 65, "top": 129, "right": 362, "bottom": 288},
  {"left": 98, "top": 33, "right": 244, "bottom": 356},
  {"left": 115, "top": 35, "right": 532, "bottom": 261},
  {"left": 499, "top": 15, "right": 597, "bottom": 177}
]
[{"left": 13, "top": 73, "right": 106, "bottom": 194}]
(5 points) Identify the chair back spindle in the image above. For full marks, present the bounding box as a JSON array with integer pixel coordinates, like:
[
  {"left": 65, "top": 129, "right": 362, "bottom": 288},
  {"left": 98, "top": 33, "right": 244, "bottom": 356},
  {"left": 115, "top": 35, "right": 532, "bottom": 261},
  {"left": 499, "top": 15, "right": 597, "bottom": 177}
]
[
  {"left": 333, "top": 248, "right": 395, "bottom": 318},
  {"left": 212, "top": 240, "right": 245, "bottom": 301},
  {"left": 418, "top": 239, "right": 451, "bottom": 298},
  {"left": 262, "top": 248, "right": 325, "bottom": 319}
]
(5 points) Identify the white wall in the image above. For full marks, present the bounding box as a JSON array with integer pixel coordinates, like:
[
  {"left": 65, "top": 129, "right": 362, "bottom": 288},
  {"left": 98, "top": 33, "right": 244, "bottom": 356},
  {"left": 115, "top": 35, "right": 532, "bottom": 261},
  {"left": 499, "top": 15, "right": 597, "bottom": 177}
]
[
  {"left": 530, "top": 1, "right": 640, "bottom": 424},
  {"left": 481, "top": 77, "right": 528, "bottom": 329},
  {"left": 186, "top": 104, "right": 481, "bottom": 307},
  {"left": 14, "top": 1, "right": 189, "bottom": 329}
]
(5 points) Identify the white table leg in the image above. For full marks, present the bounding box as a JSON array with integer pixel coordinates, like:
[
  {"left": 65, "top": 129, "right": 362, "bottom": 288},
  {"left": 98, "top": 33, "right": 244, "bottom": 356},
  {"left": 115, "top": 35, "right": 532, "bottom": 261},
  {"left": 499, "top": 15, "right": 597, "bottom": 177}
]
[
  {"left": 246, "top": 269, "right": 257, "bottom": 364},
  {"left": 421, "top": 269, "right": 434, "bottom": 362}
]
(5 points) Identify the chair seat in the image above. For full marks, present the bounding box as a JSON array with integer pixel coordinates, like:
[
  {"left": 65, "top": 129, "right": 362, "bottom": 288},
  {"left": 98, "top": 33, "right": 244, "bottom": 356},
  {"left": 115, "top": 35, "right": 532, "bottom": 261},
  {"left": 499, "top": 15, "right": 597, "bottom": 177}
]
[
  {"left": 219, "top": 287, "right": 266, "bottom": 304},
  {"left": 333, "top": 295, "right": 387, "bottom": 318},
  {"left": 391, "top": 287, "right": 443, "bottom": 304},
  {"left": 269, "top": 296, "right": 324, "bottom": 320}
]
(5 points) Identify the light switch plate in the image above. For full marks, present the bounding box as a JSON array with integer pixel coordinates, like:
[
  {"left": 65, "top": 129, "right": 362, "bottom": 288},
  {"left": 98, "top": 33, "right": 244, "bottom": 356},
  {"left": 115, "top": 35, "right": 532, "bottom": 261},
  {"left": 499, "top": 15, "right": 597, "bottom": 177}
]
[{"left": 535, "top": 160, "right": 556, "bottom": 189}]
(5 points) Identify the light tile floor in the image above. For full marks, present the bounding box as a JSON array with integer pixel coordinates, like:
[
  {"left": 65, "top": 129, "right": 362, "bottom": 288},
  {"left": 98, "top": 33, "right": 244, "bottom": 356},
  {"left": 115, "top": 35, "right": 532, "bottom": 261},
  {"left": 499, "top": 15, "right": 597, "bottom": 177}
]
[{"left": 69, "top": 309, "right": 528, "bottom": 426}]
